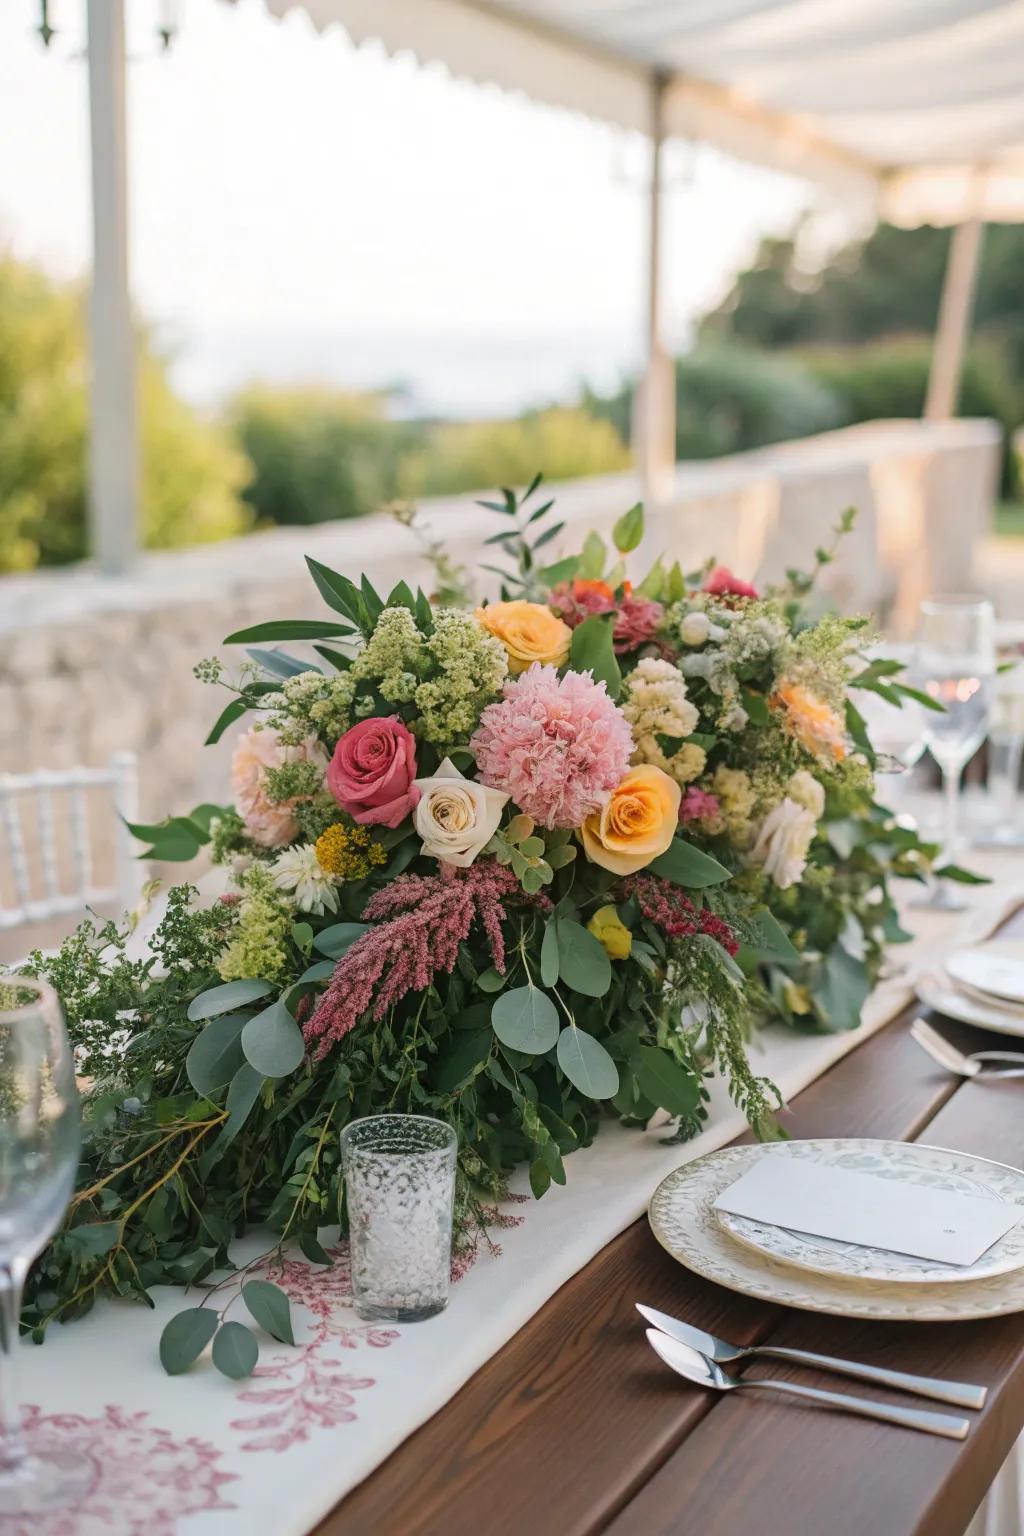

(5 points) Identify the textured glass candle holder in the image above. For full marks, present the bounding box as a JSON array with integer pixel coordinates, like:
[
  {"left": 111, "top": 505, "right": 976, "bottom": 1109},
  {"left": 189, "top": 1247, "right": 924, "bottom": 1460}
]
[{"left": 341, "top": 1114, "right": 457, "bottom": 1322}]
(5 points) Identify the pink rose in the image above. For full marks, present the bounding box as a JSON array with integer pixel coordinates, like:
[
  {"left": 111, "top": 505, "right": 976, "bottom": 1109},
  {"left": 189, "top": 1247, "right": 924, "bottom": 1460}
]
[
  {"left": 328, "top": 716, "right": 419, "bottom": 828},
  {"left": 703, "top": 566, "right": 759, "bottom": 600}
]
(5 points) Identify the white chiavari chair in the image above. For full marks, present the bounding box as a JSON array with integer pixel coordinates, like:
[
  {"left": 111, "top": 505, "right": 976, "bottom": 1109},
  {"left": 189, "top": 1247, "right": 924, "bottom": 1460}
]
[{"left": 0, "top": 752, "right": 145, "bottom": 938}]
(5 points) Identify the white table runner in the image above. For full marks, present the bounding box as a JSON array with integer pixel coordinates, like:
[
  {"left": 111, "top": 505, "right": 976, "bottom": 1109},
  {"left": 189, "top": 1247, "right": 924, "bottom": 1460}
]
[{"left": 16, "top": 856, "right": 1024, "bottom": 1536}]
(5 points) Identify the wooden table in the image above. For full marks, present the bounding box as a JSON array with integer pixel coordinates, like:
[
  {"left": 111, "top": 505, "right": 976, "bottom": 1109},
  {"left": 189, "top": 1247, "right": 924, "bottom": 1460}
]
[{"left": 321, "top": 909, "right": 1024, "bottom": 1536}]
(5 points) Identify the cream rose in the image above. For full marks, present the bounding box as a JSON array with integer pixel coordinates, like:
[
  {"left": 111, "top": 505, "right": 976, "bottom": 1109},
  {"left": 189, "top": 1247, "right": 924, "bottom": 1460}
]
[
  {"left": 750, "top": 797, "right": 817, "bottom": 890},
  {"left": 413, "top": 758, "right": 509, "bottom": 868},
  {"left": 787, "top": 769, "right": 825, "bottom": 818}
]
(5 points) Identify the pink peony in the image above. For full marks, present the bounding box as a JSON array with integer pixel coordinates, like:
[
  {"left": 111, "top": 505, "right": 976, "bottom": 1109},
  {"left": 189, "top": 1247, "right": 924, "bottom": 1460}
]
[
  {"left": 703, "top": 566, "right": 759, "bottom": 600},
  {"left": 231, "top": 726, "right": 328, "bottom": 849},
  {"left": 678, "top": 786, "right": 721, "bottom": 825},
  {"left": 613, "top": 591, "right": 664, "bottom": 653},
  {"left": 328, "top": 715, "right": 419, "bottom": 829},
  {"left": 471, "top": 663, "right": 633, "bottom": 829}
]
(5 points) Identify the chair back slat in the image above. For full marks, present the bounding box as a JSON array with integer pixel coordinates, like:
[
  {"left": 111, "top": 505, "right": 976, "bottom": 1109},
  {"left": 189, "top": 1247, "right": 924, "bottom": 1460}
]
[{"left": 0, "top": 754, "right": 141, "bottom": 936}]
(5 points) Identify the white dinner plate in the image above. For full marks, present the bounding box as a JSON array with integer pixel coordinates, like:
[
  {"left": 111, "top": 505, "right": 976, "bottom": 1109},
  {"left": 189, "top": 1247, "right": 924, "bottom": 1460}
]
[
  {"left": 649, "top": 1141, "right": 1024, "bottom": 1322},
  {"left": 946, "top": 940, "right": 1024, "bottom": 1006},
  {"left": 915, "top": 971, "right": 1024, "bottom": 1038},
  {"left": 713, "top": 1139, "right": 1024, "bottom": 1284}
]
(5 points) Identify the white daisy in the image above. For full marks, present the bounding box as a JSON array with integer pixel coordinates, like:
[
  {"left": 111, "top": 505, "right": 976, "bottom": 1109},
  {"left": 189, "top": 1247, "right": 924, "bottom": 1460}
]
[{"left": 270, "top": 843, "right": 340, "bottom": 915}]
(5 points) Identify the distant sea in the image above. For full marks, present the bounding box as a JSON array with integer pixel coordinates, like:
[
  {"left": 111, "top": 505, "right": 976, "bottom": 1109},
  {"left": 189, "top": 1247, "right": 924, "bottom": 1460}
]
[{"left": 158, "top": 321, "right": 679, "bottom": 420}]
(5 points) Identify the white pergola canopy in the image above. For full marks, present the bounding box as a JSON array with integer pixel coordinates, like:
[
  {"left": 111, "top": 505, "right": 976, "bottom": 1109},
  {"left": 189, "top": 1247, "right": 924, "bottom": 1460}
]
[
  {"left": 85, "top": 0, "right": 1024, "bottom": 573},
  {"left": 265, "top": 0, "right": 1024, "bottom": 226}
]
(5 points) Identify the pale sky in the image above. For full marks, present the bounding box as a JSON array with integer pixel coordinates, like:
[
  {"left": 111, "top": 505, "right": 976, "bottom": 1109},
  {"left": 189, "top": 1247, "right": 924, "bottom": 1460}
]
[{"left": 0, "top": 0, "right": 824, "bottom": 413}]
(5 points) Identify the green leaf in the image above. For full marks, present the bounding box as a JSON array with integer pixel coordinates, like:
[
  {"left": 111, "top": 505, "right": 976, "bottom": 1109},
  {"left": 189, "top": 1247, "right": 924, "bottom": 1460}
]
[
  {"left": 933, "top": 863, "right": 991, "bottom": 885},
  {"left": 314, "top": 644, "right": 353, "bottom": 672},
  {"left": 569, "top": 615, "right": 621, "bottom": 699},
  {"left": 740, "top": 689, "right": 770, "bottom": 725},
  {"left": 648, "top": 838, "right": 731, "bottom": 888},
  {"left": 476, "top": 967, "right": 507, "bottom": 993},
  {"left": 216, "top": 1063, "right": 265, "bottom": 1150},
  {"left": 826, "top": 818, "right": 860, "bottom": 860},
  {"left": 186, "top": 1012, "right": 249, "bottom": 1096},
  {"left": 385, "top": 580, "right": 416, "bottom": 612},
  {"left": 187, "top": 978, "right": 274, "bottom": 1022},
  {"left": 66, "top": 1221, "right": 121, "bottom": 1260},
  {"left": 360, "top": 574, "right": 385, "bottom": 625},
  {"left": 529, "top": 1159, "right": 551, "bottom": 1199},
  {"left": 634, "top": 1045, "right": 700, "bottom": 1118},
  {"left": 300, "top": 1235, "right": 333, "bottom": 1265},
  {"left": 224, "top": 620, "right": 354, "bottom": 643},
  {"left": 612, "top": 502, "right": 644, "bottom": 553},
  {"left": 305, "top": 557, "right": 368, "bottom": 630},
  {"left": 434, "top": 1027, "right": 492, "bottom": 1093},
  {"left": 540, "top": 921, "right": 560, "bottom": 988},
  {"left": 844, "top": 696, "right": 874, "bottom": 759},
  {"left": 159, "top": 1307, "right": 218, "bottom": 1376},
  {"left": 313, "top": 922, "right": 368, "bottom": 958},
  {"left": 204, "top": 698, "right": 248, "bottom": 746},
  {"left": 554, "top": 918, "right": 611, "bottom": 998},
  {"left": 291, "top": 922, "right": 314, "bottom": 952},
  {"left": 491, "top": 986, "right": 559, "bottom": 1055},
  {"left": 814, "top": 946, "right": 872, "bottom": 1032},
  {"left": 891, "top": 682, "right": 945, "bottom": 713},
  {"left": 246, "top": 647, "right": 319, "bottom": 680},
  {"left": 579, "top": 530, "right": 606, "bottom": 579},
  {"left": 536, "top": 554, "right": 581, "bottom": 587},
  {"left": 212, "top": 1321, "right": 259, "bottom": 1380},
  {"left": 242, "top": 1279, "right": 295, "bottom": 1345},
  {"left": 297, "top": 959, "right": 336, "bottom": 983},
  {"left": 555, "top": 1027, "right": 619, "bottom": 1100},
  {"left": 241, "top": 1000, "right": 306, "bottom": 1078},
  {"left": 747, "top": 910, "right": 799, "bottom": 964}
]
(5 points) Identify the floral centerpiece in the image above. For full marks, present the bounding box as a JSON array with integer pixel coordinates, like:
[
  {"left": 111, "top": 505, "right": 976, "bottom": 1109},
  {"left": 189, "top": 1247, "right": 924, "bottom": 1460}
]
[{"left": 16, "top": 479, "right": 959, "bottom": 1379}]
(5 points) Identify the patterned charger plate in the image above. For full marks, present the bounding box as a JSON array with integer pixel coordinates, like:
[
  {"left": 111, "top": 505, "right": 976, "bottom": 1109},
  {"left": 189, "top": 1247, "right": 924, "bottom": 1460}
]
[
  {"left": 714, "top": 1139, "right": 1024, "bottom": 1284},
  {"left": 648, "top": 1141, "right": 1024, "bottom": 1322}
]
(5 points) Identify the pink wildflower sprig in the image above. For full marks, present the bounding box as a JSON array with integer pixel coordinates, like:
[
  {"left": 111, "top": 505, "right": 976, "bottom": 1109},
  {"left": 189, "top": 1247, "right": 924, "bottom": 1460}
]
[
  {"left": 304, "top": 860, "right": 544, "bottom": 1059},
  {"left": 679, "top": 786, "right": 721, "bottom": 826},
  {"left": 623, "top": 874, "right": 739, "bottom": 957}
]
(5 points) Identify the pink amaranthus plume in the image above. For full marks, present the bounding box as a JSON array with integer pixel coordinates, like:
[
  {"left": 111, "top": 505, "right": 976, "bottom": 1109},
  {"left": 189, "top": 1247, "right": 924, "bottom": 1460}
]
[
  {"left": 304, "top": 860, "right": 539, "bottom": 1059},
  {"left": 623, "top": 874, "right": 739, "bottom": 956}
]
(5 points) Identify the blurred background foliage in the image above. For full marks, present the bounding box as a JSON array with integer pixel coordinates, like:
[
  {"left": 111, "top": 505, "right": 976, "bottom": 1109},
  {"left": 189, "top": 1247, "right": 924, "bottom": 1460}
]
[{"left": 3, "top": 218, "right": 1024, "bottom": 571}]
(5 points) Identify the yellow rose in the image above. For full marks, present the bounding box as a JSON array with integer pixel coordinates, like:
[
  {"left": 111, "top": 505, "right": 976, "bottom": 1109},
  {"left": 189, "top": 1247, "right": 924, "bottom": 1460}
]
[
  {"left": 587, "top": 905, "right": 632, "bottom": 960},
  {"left": 580, "top": 765, "right": 681, "bottom": 876},
  {"left": 475, "top": 600, "right": 571, "bottom": 674}
]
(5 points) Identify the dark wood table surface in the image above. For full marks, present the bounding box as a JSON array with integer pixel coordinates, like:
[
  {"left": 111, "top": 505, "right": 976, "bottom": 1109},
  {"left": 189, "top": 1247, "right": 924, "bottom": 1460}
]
[{"left": 321, "top": 906, "right": 1024, "bottom": 1536}]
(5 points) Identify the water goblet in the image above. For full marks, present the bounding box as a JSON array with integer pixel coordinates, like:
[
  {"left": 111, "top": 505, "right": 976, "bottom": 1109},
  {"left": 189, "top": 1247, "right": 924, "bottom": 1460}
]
[
  {"left": 0, "top": 979, "right": 88, "bottom": 1516},
  {"left": 341, "top": 1114, "right": 457, "bottom": 1323},
  {"left": 912, "top": 596, "right": 995, "bottom": 910}
]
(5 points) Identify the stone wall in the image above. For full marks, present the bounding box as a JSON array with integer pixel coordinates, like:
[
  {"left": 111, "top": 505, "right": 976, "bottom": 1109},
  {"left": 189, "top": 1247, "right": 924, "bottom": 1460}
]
[{"left": 1, "top": 417, "right": 1001, "bottom": 831}]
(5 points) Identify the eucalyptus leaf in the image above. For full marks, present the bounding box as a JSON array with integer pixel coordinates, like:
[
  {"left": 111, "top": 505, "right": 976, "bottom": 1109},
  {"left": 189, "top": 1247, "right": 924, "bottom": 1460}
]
[
  {"left": 242, "top": 1279, "right": 295, "bottom": 1345},
  {"left": 634, "top": 1045, "right": 699, "bottom": 1118},
  {"left": 212, "top": 1321, "right": 259, "bottom": 1380},
  {"left": 159, "top": 1307, "right": 218, "bottom": 1376},
  {"left": 554, "top": 919, "right": 611, "bottom": 998},
  {"left": 186, "top": 1012, "right": 249, "bottom": 1096},
  {"left": 491, "top": 986, "right": 559, "bottom": 1055},
  {"left": 245, "top": 648, "right": 320, "bottom": 680},
  {"left": 314, "top": 922, "right": 368, "bottom": 959},
  {"left": 241, "top": 1001, "right": 306, "bottom": 1079},
  {"left": 814, "top": 946, "right": 871, "bottom": 1032},
  {"left": 215, "top": 1063, "right": 265, "bottom": 1151},
  {"left": 187, "top": 979, "right": 273, "bottom": 1022},
  {"left": 648, "top": 838, "right": 730, "bottom": 888},
  {"left": 540, "top": 921, "right": 560, "bottom": 988},
  {"left": 555, "top": 1027, "right": 619, "bottom": 1100}
]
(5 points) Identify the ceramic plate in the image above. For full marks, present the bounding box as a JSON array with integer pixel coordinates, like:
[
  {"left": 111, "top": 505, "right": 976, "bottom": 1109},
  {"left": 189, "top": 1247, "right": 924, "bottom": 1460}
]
[
  {"left": 915, "top": 972, "right": 1024, "bottom": 1038},
  {"left": 946, "top": 940, "right": 1024, "bottom": 1006},
  {"left": 713, "top": 1139, "right": 1024, "bottom": 1284},
  {"left": 649, "top": 1141, "right": 1024, "bottom": 1322}
]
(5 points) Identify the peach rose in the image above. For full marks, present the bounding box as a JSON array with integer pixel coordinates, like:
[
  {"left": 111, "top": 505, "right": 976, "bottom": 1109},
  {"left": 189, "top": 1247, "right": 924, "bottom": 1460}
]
[
  {"left": 231, "top": 726, "right": 328, "bottom": 849},
  {"left": 580, "top": 764, "right": 681, "bottom": 875},
  {"left": 772, "top": 682, "right": 847, "bottom": 763},
  {"left": 475, "top": 600, "right": 571, "bottom": 674}
]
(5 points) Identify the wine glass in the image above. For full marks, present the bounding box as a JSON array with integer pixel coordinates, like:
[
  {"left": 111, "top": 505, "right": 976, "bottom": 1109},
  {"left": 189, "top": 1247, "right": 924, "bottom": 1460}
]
[
  {"left": 0, "top": 979, "right": 88, "bottom": 1515},
  {"left": 913, "top": 596, "right": 995, "bottom": 910},
  {"left": 980, "top": 647, "right": 1024, "bottom": 847},
  {"left": 855, "top": 643, "right": 925, "bottom": 817}
]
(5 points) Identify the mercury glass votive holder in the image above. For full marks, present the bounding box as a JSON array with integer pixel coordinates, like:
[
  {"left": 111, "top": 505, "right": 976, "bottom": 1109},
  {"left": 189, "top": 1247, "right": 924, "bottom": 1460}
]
[{"left": 341, "top": 1113, "right": 457, "bottom": 1322}]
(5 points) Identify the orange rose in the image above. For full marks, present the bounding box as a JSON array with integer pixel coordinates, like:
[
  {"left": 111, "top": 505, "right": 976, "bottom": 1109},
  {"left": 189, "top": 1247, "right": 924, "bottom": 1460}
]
[
  {"left": 475, "top": 600, "right": 572, "bottom": 673},
  {"left": 771, "top": 682, "right": 847, "bottom": 763},
  {"left": 580, "top": 764, "right": 681, "bottom": 875}
]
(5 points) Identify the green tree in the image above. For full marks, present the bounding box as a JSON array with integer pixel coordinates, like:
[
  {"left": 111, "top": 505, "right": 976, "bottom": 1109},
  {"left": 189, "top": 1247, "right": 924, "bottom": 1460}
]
[
  {"left": 399, "top": 407, "right": 629, "bottom": 498},
  {"left": 0, "top": 253, "right": 251, "bottom": 572}
]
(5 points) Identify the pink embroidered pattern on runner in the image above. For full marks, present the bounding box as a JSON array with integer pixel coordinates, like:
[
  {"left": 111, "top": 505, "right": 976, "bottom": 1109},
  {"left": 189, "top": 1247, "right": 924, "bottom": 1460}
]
[{"left": 13, "top": 1404, "right": 236, "bottom": 1536}]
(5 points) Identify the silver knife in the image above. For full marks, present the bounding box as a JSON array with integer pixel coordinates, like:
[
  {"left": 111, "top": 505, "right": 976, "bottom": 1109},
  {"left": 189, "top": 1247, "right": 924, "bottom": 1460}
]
[{"left": 636, "top": 1304, "right": 987, "bottom": 1410}]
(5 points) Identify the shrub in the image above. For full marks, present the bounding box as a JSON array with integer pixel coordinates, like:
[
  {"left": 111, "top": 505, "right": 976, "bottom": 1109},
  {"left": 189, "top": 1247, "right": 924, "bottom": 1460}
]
[
  {"left": 584, "top": 344, "right": 845, "bottom": 464},
  {"left": 399, "top": 407, "right": 630, "bottom": 498},
  {"left": 230, "top": 385, "right": 417, "bottom": 526},
  {"left": 0, "top": 253, "right": 250, "bottom": 572}
]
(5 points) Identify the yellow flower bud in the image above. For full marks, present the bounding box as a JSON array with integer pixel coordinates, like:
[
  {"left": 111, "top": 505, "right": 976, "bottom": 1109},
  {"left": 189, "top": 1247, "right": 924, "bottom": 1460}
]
[{"left": 587, "top": 904, "right": 633, "bottom": 960}]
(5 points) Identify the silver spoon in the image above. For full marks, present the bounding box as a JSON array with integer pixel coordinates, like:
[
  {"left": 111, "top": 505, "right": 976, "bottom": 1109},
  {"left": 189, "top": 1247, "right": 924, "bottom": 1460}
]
[
  {"left": 645, "top": 1329, "right": 970, "bottom": 1440},
  {"left": 910, "top": 1018, "right": 1024, "bottom": 1079}
]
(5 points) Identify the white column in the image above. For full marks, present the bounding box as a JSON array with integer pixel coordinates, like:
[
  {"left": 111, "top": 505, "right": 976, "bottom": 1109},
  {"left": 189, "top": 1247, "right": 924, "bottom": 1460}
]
[
  {"left": 633, "top": 72, "right": 676, "bottom": 508},
  {"left": 87, "top": 0, "right": 138, "bottom": 575},
  {"left": 925, "top": 199, "right": 986, "bottom": 421}
]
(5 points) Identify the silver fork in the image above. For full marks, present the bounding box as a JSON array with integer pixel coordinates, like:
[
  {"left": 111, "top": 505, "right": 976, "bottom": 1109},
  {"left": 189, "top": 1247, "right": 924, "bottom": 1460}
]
[
  {"left": 645, "top": 1330, "right": 971, "bottom": 1440},
  {"left": 636, "top": 1304, "right": 987, "bottom": 1409},
  {"left": 910, "top": 1018, "right": 1024, "bottom": 1079}
]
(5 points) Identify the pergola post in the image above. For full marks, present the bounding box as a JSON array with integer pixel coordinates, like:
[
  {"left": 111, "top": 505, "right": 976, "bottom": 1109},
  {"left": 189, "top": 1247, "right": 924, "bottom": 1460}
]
[
  {"left": 633, "top": 72, "right": 676, "bottom": 507},
  {"left": 924, "top": 183, "right": 986, "bottom": 421},
  {"left": 87, "top": 0, "right": 139, "bottom": 575}
]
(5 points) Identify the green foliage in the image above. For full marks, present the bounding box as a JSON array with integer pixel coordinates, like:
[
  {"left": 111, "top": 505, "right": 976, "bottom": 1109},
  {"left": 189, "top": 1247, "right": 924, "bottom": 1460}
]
[
  {"left": 0, "top": 253, "right": 250, "bottom": 571},
  {"left": 399, "top": 407, "right": 629, "bottom": 499}
]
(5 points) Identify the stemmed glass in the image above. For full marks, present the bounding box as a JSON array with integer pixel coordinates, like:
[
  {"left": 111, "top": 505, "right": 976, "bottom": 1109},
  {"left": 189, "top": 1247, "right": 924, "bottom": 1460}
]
[
  {"left": 855, "top": 643, "right": 925, "bottom": 817},
  {"left": 912, "top": 596, "right": 995, "bottom": 910},
  {"left": 0, "top": 979, "right": 87, "bottom": 1515},
  {"left": 981, "top": 648, "right": 1024, "bottom": 847}
]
